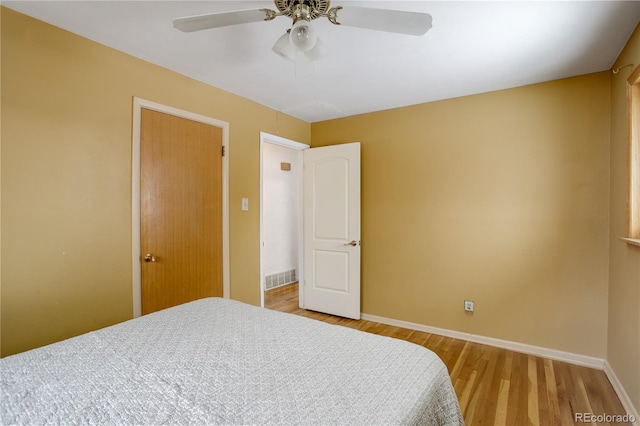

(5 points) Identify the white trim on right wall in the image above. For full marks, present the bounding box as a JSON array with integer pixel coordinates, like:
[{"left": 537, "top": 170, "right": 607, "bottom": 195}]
[
  {"left": 361, "top": 313, "right": 605, "bottom": 369},
  {"left": 604, "top": 363, "right": 640, "bottom": 426},
  {"left": 362, "top": 312, "right": 640, "bottom": 422}
]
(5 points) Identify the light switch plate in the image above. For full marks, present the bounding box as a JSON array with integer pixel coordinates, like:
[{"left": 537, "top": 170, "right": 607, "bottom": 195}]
[{"left": 241, "top": 198, "right": 249, "bottom": 211}]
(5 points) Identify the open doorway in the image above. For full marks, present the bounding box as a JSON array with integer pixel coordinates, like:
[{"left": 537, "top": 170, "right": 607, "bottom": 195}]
[{"left": 259, "top": 132, "right": 309, "bottom": 309}]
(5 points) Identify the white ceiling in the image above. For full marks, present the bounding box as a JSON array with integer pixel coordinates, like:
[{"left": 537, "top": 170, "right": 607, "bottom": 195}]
[{"left": 4, "top": 1, "right": 640, "bottom": 123}]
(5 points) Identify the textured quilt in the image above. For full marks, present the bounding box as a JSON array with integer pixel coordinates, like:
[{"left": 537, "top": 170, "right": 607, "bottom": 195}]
[{"left": 1, "top": 298, "right": 463, "bottom": 425}]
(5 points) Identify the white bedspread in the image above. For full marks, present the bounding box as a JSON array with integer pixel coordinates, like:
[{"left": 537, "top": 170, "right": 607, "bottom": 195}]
[{"left": 1, "top": 298, "right": 463, "bottom": 425}]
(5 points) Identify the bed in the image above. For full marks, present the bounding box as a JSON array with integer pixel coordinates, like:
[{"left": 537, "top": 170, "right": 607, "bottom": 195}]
[{"left": 1, "top": 297, "right": 463, "bottom": 425}]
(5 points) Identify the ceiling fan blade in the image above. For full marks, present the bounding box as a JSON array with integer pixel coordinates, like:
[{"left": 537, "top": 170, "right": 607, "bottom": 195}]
[
  {"left": 332, "top": 6, "right": 432, "bottom": 36},
  {"left": 173, "top": 9, "right": 275, "bottom": 32}
]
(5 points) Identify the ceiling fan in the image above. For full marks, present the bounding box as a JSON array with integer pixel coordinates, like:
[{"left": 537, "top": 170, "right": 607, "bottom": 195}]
[{"left": 173, "top": 0, "right": 433, "bottom": 62}]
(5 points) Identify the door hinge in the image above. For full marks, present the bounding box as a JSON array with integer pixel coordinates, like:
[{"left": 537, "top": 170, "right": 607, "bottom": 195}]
[{"left": 221, "top": 145, "right": 226, "bottom": 157}]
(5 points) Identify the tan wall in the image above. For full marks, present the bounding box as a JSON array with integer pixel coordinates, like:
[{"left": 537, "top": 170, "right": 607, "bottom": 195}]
[
  {"left": 608, "top": 25, "right": 640, "bottom": 413},
  {"left": 2, "top": 12, "right": 636, "bottom": 412},
  {"left": 0, "top": 8, "right": 310, "bottom": 356},
  {"left": 312, "top": 72, "right": 611, "bottom": 358}
]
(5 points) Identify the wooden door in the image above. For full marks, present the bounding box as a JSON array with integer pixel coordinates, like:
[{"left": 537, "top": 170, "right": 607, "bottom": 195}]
[
  {"left": 140, "top": 108, "right": 223, "bottom": 314},
  {"left": 303, "top": 142, "right": 361, "bottom": 319}
]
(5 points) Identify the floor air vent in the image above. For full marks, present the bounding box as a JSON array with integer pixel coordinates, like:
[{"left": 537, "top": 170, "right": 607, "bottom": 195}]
[{"left": 265, "top": 269, "right": 297, "bottom": 290}]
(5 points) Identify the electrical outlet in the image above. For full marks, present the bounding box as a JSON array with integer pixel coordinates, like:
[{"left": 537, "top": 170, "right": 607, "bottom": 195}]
[{"left": 464, "top": 300, "right": 474, "bottom": 312}]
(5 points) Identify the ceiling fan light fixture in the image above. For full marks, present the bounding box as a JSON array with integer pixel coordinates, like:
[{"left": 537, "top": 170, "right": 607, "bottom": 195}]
[
  {"left": 289, "top": 19, "right": 317, "bottom": 52},
  {"left": 175, "top": 2, "right": 435, "bottom": 64},
  {"left": 272, "top": 32, "right": 296, "bottom": 61}
]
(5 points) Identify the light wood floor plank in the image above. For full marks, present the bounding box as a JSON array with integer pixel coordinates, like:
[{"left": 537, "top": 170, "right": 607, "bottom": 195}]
[
  {"left": 544, "top": 358, "right": 561, "bottom": 426},
  {"left": 528, "top": 356, "right": 540, "bottom": 425},
  {"left": 264, "top": 283, "right": 631, "bottom": 425},
  {"left": 495, "top": 378, "right": 510, "bottom": 426}
]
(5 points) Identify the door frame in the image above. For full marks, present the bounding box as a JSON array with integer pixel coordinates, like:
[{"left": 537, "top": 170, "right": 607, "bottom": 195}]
[
  {"left": 259, "top": 132, "right": 309, "bottom": 308},
  {"left": 131, "top": 97, "right": 230, "bottom": 318}
]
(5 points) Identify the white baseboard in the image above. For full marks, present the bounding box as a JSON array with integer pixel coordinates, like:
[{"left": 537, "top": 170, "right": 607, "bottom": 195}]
[
  {"left": 360, "top": 313, "right": 606, "bottom": 369},
  {"left": 360, "top": 313, "right": 639, "bottom": 423},
  {"left": 604, "top": 363, "right": 640, "bottom": 426}
]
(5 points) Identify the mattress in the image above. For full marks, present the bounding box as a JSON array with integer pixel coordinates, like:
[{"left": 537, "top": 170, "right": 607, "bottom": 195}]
[{"left": 1, "top": 298, "right": 463, "bottom": 425}]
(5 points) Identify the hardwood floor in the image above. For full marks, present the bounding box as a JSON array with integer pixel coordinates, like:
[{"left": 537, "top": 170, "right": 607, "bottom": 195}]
[{"left": 265, "top": 283, "right": 631, "bottom": 426}]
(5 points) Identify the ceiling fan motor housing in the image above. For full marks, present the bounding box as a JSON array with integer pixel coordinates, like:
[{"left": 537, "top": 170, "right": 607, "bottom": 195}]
[{"left": 275, "top": 0, "right": 331, "bottom": 21}]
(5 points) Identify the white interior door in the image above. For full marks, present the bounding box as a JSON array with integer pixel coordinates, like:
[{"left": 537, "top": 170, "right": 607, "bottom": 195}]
[{"left": 303, "top": 142, "right": 361, "bottom": 319}]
